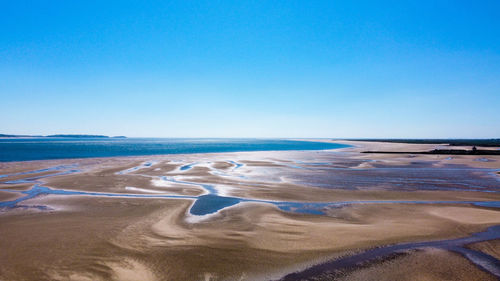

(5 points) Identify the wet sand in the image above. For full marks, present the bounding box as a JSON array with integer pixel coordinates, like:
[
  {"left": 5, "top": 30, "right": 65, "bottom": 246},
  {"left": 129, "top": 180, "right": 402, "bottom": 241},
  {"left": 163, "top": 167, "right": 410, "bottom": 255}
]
[
  {"left": 468, "top": 239, "right": 500, "bottom": 260},
  {"left": 1, "top": 140, "right": 499, "bottom": 280},
  {"left": 0, "top": 190, "right": 24, "bottom": 201},
  {"left": 335, "top": 248, "right": 497, "bottom": 281}
]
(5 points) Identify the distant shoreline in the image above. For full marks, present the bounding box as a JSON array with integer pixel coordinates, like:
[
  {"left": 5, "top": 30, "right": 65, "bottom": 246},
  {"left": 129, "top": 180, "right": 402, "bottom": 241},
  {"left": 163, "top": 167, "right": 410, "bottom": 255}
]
[
  {"left": 0, "top": 134, "right": 126, "bottom": 139},
  {"left": 346, "top": 138, "right": 500, "bottom": 147},
  {"left": 362, "top": 149, "right": 500, "bottom": 156}
]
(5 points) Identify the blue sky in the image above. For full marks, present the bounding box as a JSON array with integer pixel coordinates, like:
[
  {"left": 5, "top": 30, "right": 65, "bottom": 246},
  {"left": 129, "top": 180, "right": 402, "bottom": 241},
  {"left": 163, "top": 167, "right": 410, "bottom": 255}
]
[{"left": 1, "top": 1, "right": 499, "bottom": 138}]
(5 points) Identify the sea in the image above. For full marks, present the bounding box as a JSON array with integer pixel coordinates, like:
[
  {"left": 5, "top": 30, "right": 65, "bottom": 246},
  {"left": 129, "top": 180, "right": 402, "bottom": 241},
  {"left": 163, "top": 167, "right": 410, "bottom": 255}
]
[{"left": 0, "top": 138, "right": 349, "bottom": 162}]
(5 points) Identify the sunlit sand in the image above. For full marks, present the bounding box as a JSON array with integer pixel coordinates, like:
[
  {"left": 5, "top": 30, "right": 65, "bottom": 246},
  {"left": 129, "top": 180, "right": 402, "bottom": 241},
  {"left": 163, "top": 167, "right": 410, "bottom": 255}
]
[{"left": 1, "top": 141, "right": 499, "bottom": 280}]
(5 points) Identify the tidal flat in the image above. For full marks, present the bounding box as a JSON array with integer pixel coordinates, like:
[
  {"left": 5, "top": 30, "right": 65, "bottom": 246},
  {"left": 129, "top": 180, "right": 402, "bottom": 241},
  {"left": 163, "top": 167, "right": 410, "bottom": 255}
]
[{"left": 1, "top": 141, "right": 500, "bottom": 280}]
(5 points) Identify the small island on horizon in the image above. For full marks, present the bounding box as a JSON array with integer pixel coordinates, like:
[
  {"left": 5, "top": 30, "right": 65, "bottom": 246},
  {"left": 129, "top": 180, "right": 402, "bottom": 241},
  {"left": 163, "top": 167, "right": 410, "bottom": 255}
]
[{"left": 0, "top": 134, "right": 127, "bottom": 139}]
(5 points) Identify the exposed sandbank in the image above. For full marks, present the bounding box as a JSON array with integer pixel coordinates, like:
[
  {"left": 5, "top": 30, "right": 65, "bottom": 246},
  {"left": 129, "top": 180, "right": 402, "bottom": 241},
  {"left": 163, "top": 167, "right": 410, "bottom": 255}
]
[{"left": 1, "top": 140, "right": 499, "bottom": 280}]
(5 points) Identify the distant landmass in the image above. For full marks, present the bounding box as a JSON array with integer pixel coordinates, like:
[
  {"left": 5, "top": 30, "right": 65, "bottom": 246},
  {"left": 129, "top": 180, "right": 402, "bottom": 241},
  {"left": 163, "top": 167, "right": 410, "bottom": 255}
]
[
  {"left": 347, "top": 139, "right": 500, "bottom": 147},
  {"left": 0, "top": 134, "right": 41, "bottom": 138},
  {"left": 363, "top": 148, "right": 500, "bottom": 156},
  {"left": 0, "top": 134, "right": 126, "bottom": 138}
]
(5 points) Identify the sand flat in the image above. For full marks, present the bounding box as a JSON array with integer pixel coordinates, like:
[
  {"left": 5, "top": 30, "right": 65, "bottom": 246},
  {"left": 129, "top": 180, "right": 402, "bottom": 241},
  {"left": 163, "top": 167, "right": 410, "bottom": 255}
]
[
  {"left": 336, "top": 248, "right": 497, "bottom": 281},
  {"left": 467, "top": 239, "right": 500, "bottom": 260},
  {"left": 1, "top": 141, "right": 500, "bottom": 280}
]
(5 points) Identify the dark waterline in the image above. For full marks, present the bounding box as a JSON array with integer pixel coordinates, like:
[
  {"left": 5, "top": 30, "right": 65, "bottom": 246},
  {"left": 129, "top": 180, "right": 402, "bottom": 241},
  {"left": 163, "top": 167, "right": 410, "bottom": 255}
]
[{"left": 0, "top": 138, "right": 349, "bottom": 162}]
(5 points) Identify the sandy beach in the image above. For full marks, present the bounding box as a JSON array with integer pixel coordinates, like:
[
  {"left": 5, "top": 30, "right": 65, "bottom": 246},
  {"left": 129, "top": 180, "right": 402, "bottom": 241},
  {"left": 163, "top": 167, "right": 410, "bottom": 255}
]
[{"left": 1, "top": 140, "right": 500, "bottom": 280}]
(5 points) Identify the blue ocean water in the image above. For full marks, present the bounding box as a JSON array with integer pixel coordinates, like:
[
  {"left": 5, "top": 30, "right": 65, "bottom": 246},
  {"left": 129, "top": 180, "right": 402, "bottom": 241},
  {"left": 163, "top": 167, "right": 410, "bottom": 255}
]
[{"left": 0, "top": 138, "right": 349, "bottom": 162}]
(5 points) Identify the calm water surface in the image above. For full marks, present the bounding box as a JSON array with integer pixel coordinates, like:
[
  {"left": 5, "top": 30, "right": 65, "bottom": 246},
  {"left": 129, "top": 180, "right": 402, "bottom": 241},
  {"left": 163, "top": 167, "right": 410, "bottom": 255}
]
[{"left": 0, "top": 138, "right": 349, "bottom": 162}]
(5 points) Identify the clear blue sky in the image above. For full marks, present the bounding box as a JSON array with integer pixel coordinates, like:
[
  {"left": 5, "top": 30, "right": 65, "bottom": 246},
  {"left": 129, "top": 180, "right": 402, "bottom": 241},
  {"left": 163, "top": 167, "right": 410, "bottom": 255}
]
[{"left": 1, "top": 1, "right": 499, "bottom": 138}]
